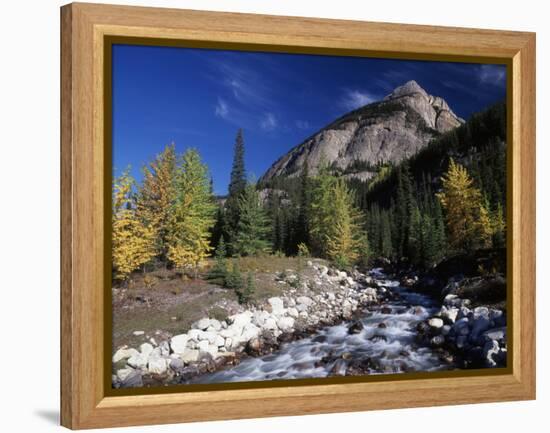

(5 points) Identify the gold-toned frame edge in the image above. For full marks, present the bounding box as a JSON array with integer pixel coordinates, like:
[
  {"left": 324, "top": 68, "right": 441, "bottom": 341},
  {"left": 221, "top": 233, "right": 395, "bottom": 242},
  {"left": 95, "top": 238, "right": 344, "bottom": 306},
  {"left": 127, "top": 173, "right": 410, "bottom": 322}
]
[{"left": 60, "top": 2, "right": 536, "bottom": 429}]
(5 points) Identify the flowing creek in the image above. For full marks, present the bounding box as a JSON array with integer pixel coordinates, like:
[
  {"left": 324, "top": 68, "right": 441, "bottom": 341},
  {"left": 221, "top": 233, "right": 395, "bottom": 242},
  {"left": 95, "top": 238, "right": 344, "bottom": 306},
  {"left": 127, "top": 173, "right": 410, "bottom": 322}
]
[{"left": 190, "top": 269, "right": 454, "bottom": 384}]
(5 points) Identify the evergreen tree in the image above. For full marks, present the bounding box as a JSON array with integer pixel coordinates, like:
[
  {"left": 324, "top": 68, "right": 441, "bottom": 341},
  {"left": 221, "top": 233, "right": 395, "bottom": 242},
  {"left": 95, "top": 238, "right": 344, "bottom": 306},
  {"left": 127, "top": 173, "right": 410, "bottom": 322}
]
[
  {"left": 206, "top": 235, "right": 228, "bottom": 283},
  {"left": 368, "top": 204, "right": 381, "bottom": 258},
  {"left": 491, "top": 202, "right": 506, "bottom": 248},
  {"left": 237, "top": 272, "right": 255, "bottom": 304},
  {"left": 225, "top": 260, "right": 244, "bottom": 295},
  {"left": 224, "top": 129, "right": 247, "bottom": 248},
  {"left": 394, "top": 162, "right": 415, "bottom": 259},
  {"left": 432, "top": 198, "right": 447, "bottom": 260},
  {"left": 420, "top": 213, "right": 438, "bottom": 267},
  {"left": 112, "top": 169, "right": 156, "bottom": 281},
  {"left": 380, "top": 210, "right": 393, "bottom": 258},
  {"left": 210, "top": 204, "right": 226, "bottom": 251},
  {"left": 232, "top": 182, "right": 271, "bottom": 256},
  {"left": 137, "top": 143, "right": 177, "bottom": 261},
  {"left": 295, "top": 161, "right": 311, "bottom": 248},
  {"left": 407, "top": 204, "right": 423, "bottom": 264},
  {"left": 167, "top": 149, "right": 217, "bottom": 276}
]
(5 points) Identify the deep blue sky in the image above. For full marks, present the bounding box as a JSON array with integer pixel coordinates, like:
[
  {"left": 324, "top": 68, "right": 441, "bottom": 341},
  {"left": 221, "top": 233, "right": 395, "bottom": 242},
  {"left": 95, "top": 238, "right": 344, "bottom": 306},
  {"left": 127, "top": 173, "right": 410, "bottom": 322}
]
[{"left": 112, "top": 44, "right": 506, "bottom": 195}]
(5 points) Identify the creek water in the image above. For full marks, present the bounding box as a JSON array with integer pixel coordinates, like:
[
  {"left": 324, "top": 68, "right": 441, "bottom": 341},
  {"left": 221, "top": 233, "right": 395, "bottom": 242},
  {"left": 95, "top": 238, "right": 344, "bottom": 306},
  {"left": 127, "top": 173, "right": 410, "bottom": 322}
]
[{"left": 191, "top": 269, "right": 453, "bottom": 384}]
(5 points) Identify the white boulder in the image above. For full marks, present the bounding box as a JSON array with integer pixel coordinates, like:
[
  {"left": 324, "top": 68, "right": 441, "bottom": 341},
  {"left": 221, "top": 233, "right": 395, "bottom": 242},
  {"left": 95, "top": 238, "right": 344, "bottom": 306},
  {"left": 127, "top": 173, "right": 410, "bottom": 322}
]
[
  {"left": 208, "top": 319, "right": 222, "bottom": 331},
  {"left": 262, "top": 317, "right": 278, "bottom": 330},
  {"left": 197, "top": 340, "right": 210, "bottom": 352},
  {"left": 140, "top": 343, "right": 154, "bottom": 357},
  {"left": 194, "top": 317, "right": 211, "bottom": 330},
  {"left": 127, "top": 353, "right": 148, "bottom": 369},
  {"left": 296, "top": 296, "right": 314, "bottom": 307},
  {"left": 202, "top": 331, "right": 218, "bottom": 344},
  {"left": 228, "top": 312, "right": 253, "bottom": 328},
  {"left": 287, "top": 307, "right": 299, "bottom": 318},
  {"left": 187, "top": 329, "right": 203, "bottom": 342},
  {"left": 441, "top": 306, "right": 459, "bottom": 323},
  {"left": 147, "top": 357, "right": 167, "bottom": 375},
  {"left": 113, "top": 347, "right": 139, "bottom": 363},
  {"left": 214, "top": 335, "right": 225, "bottom": 347},
  {"left": 277, "top": 317, "right": 295, "bottom": 332},
  {"left": 170, "top": 334, "right": 189, "bottom": 355},
  {"left": 241, "top": 323, "right": 261, "bottom": 342},
  {"left": 268, "top": 297, "right": 285, "bottom": 315},
  {"left": 428, "top": 318, "right": 444, "bottom": 329},
  {"left": 116, "top": 367, "right": 135, "bottom": 382},
  {"left": 180, "top": 349, "right": 200, "bottom": 363}
]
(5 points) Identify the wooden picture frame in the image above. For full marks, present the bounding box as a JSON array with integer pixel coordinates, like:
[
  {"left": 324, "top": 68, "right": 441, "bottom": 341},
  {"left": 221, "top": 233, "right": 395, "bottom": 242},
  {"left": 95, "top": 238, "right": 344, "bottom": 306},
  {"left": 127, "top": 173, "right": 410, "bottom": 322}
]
[{"left": 60, "top": 2, "right": 536, "bottom": 429}]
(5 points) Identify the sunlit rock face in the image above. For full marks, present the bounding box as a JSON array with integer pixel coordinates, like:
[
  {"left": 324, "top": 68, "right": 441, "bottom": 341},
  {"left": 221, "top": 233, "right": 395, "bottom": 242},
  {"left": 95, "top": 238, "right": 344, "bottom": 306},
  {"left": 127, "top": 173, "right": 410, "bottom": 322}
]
[{"left": 260, "top": 80, "right": 464, "bottom": 183}]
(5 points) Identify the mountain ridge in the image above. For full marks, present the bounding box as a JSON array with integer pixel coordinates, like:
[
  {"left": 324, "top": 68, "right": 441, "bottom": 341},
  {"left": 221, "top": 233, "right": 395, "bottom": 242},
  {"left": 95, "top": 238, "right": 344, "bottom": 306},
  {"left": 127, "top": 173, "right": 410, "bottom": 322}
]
[{"left": 260, "top": 80, "right": 464, "bottom": 183}]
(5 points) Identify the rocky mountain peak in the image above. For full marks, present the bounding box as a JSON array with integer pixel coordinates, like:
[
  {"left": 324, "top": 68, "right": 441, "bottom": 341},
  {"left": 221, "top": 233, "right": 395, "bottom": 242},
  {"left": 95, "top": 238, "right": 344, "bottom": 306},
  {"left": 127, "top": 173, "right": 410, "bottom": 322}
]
[
  {"left": 260, "top": 81, "right": 465, "bottom": 183},
  {"left": 384, "top": 80, "right": 428, "bottom": 100}
]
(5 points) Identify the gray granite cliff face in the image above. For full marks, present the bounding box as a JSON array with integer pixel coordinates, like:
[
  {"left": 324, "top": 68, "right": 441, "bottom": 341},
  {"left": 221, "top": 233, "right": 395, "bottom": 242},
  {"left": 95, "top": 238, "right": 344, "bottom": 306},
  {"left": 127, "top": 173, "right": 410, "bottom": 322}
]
[{"left": 260, "top": 80, "right": 464, "bottom": 182}]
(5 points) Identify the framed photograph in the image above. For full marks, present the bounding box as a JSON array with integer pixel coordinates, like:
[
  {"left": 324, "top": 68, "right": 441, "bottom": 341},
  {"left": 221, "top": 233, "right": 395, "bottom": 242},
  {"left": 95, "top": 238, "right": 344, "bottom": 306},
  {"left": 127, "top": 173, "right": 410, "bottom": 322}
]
[{"left": 60, "top": 2, "right": 536, "bottom": 429}]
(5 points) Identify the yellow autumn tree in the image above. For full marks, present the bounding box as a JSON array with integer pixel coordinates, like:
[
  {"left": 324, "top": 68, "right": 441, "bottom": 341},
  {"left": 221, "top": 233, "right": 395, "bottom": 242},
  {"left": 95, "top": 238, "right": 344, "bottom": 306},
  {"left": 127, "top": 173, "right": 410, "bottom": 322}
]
[
  {"left": 437, "top": 159, "right": 493, "bottom": 253},
  {"left": 478, "top": 197, "right": 494, "bottom": 249},
  {"left": 167, "top": 149, "right": 216, "bottom": 277},
  {"left": 112, "top": 169, "right": 156, "bottom": 281},
  {"left": 324, "top": 179, "right": 366, "bottom": 268},
  {"left": 137, "top": 144, "right": 177, "bottom": 261},
  {"left": 491, "top": 202, "right": 506, "bottom": 248}
]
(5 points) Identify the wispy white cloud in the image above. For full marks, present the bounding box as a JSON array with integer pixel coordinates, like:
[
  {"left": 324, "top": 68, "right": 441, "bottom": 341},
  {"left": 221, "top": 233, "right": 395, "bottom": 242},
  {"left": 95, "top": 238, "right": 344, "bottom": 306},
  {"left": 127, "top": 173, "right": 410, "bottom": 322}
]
[
  {"left": 295, "top": 120, "right": 310, "bottom": 130},
  {"left": 214, "top": 98, "right": 229, "bottom": 119},
  {"left": 260, "top": 113, "right": 278, "bottom": 131},
  {"left": 209, "top": 56, "right": 288, "bottom": 131},
  {"left": 218, "top": 61, "right": 273, "bottom": 111},
  {"left": 340, "top": 89, "right": 379, "bottom": 111},
  {"left": 478, "top": 65, "right": 506, "bottom": 86}
]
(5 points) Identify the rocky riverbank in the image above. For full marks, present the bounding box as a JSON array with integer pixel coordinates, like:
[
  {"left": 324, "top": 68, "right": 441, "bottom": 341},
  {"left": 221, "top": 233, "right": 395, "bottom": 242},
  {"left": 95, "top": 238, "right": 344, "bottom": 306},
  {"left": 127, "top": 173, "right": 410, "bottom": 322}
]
[
  {"left": 112, "top": 261, "right": 385, "bottom": 388},
  {"left": 415, "top": 277, "right": 507, "bottom": 369},
  {"left": 112, "top": 262, "right": 507, "bottom": 388}
]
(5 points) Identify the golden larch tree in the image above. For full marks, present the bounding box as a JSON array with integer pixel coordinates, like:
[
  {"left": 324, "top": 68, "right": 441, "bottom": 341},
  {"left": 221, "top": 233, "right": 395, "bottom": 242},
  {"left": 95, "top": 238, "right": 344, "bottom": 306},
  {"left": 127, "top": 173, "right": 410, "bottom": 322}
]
[
  {"left": 167, "top": 149, "right": 217, "bottom": 276},
  {"left": 137, "top": 143, "right": 177, "bottom": 261},
  {"left": 112, "top": 169, "right": 156, "bottom": 281},
  {"left": 437, "top": 158, "right": 493, "bottom": 253},
  {"left": 324, "top": 179, "right": 365, "bottom": 268}
]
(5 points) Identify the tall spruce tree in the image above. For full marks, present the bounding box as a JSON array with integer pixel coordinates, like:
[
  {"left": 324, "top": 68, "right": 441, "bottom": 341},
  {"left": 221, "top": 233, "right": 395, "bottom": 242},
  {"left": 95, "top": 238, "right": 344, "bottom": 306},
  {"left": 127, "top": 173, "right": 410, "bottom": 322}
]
[
  {"left": 206, "top": 235, "right": 228, "bottom": 283},
  {"left": 380, "top": 210, "right": 393, "bottom": 258},
  {"left": 232, "top": 183, "right": 271, "bottom": 256},
  {"left": 210, "top": 204, "right": 226, "bottom": 252},
  {"left": 432, "top": 198, "right": 447, "bottom": 261},
  {"left": 395, "top": 162, "right": 415, "bottom": 259},
  {"left": 224, "top": 129, "right": 247, "bottom": 249},
  {"left": 295, "top": 161, "right": 311, "bottom": 248}
]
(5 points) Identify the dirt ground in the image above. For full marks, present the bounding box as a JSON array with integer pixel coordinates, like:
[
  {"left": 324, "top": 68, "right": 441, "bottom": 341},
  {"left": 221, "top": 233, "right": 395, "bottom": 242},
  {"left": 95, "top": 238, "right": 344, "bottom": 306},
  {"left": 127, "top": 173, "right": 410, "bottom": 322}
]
[{"left": 111, "top": 256, "right": 326, "bottom": 351}]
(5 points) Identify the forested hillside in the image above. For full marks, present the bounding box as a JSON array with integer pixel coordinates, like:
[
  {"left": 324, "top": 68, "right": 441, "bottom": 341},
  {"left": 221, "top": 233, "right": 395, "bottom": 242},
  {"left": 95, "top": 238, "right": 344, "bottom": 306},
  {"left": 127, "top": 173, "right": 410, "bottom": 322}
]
[
  {"left": 358, "top": 101, "right": 506, "bottom": 266},
  {"left": 259, "top": 101, "right": 506, "bottom": 269}
]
